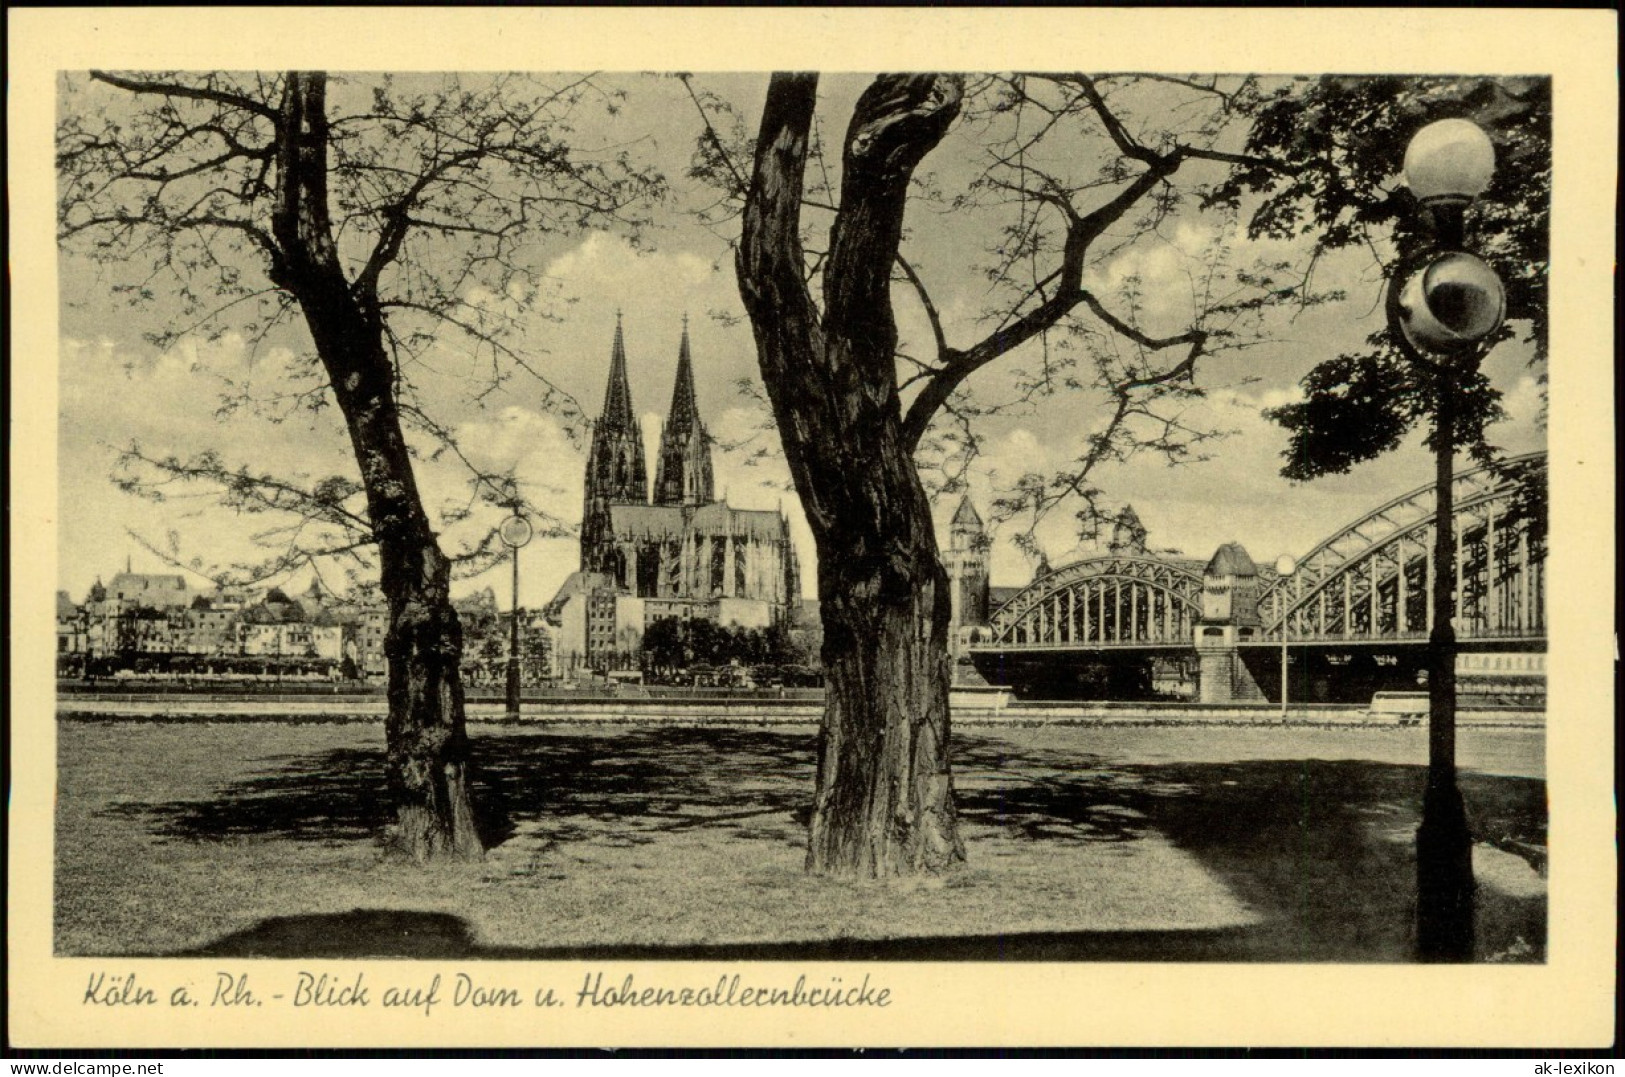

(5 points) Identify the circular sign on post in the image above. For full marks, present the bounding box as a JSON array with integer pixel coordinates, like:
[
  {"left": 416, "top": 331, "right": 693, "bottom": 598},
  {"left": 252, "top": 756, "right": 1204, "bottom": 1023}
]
[
  {"left": 498, "top": 514, "right": 533, "bottom": 549},
  {"left": 1274, "top": 554, "right": 1296, "bottom": 578}
]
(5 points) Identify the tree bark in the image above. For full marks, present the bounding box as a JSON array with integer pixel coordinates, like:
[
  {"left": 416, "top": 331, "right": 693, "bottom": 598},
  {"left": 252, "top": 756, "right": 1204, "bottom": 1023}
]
[
  {"left": 738, "top": 73, "right": 967, "bottom": 876},
  {"left": 270, "top": 72, "right": 482, "bottom": 861}
]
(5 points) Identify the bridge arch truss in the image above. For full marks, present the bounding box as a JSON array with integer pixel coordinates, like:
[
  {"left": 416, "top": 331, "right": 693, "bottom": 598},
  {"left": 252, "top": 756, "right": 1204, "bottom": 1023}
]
[
  {"left": 986, "top": 556, "right": 1204, "bottom": 649},
  {"left": 1258, "top": 452, "right": 1546, "bottom": 644}
]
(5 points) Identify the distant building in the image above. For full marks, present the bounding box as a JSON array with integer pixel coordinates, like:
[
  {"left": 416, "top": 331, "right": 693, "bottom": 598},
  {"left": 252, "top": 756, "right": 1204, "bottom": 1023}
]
[
  {"left": 1200, "top": 541, "right": 1262, "bottom": 626},
  {"left": 551, "top": 315, "right": 800, "bottom": 673},
  {"left": 185, "top": 593, "right": 240, "bottom": 655},
  {"left": 236, "top": 620, "right": 341, "bottom": 661},
  {"left": 989, "top": 584, "right": 1024, "bottom": 610},
  {"left": 547, "top": 571, "right": 639, "bottom": 676},
  {"left": 105, "top": 570, "right": 190, "bottom": 610},
  {"left": 56, "top": 565, "right": 390, "bottom": 679},
  {"left": 56, "top": 591, "right": 81, "bottom": 657},
  {"left": 322, "top": 590, "right": 388, "bottom": 678}
]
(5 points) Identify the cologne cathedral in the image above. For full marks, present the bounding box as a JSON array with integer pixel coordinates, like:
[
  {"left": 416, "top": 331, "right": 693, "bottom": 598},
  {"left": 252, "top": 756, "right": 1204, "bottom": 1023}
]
[{"left": 550, "top": 316, "right": 800, "bottom": 667}]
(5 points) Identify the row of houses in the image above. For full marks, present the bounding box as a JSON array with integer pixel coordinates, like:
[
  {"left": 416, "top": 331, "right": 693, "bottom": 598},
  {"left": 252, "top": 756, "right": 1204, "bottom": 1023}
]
[
  {"left": 54, "top": 571, "right": 553, "bottom": 682},
  {"left": 56, "top": 572, "right": 387, "bottom": 676}
]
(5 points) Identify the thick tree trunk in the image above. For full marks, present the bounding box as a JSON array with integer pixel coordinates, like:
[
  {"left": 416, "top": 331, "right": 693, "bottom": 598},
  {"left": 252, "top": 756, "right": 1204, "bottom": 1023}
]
[
  {"left": 342, "top": 358, "right": 481, "bottom": 861},
  {"left": 271, "top": 72, "right": 483, "bottom": 862},
  {"left": 810, "top": 496, "right": 964, "bottom": 875},
  {"left": 378, "top": 520, "right": 482, "bottom": 862},
  {"left": 739, "top": 73, "right": 967, "bottom": 877}
]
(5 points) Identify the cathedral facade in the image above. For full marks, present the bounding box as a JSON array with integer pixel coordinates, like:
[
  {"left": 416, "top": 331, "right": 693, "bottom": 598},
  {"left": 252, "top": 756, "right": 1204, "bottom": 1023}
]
[{"left": 550, "top": 317, "right": 800, "bottom": 672}]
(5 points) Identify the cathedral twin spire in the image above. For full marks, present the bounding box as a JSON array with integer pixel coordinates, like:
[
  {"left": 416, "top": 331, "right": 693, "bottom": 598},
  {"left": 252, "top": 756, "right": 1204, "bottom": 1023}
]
[
  {"left": 583, "top": 313, "right": 647, "bottom": 513},
  {"left": 585, "top": 313, "right": 714, "bottom": 518},
  {"left": 653, "top": 316, "right": 714, "bottom": 507},
  {"left": 599, "top": 313, "right": 639, "bottom": 435},
  {"left": 574, "top": 314, "right": 798, "bottom": 610}
]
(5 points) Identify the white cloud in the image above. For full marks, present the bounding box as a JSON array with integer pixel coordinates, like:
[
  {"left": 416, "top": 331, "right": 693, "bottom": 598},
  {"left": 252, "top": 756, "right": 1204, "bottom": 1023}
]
[
  {"left": 1254, "top": 384, "right": 1307, "bottom": 411},
  {"left": 428, "top": 406, "right": 594, "bottom": 606},
  {"left": 1487, "top": 375, "right": 1546, "bottom": 455},
  {"left": 711, "top": 406, "right": 767, "bottom": 448},
  {"left": 58, "top": 331, "right": 364, "bottom": 595},
  {"left": 543, "top": 231, "right": 714, "bottom": 298},
  {"left": 1083, "top": 219, "right": 1223, "bottom": 330},
  {"left": 450, "top": 405, "right": 585, "bottom": 520},
  {"left": 982, "top": 428, "right": 1052, "bottom": 482}
]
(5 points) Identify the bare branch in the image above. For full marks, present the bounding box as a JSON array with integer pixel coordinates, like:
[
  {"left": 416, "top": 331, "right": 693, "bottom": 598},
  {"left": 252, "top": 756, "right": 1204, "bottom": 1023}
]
[
  {"left": 896, "top": 72, "right": 1285, "bottom": 451},
  {"left": 893, "top": 252, "right": 948, "bottom": 363},
  {"left": 679, "top": 73, "right": 748, "bottom": 197},
  {"left": 1066, "top": 73, "right": 1157, "bottom": 163},
  {"left": 1076, "top": 291, "right": 1208, "bottom": 380},
  {"left": 89, "top": 70, "right": 280, "bottom": 121},
  {"left": 115, "top": 444, "right": 374, "bottom": 536}
]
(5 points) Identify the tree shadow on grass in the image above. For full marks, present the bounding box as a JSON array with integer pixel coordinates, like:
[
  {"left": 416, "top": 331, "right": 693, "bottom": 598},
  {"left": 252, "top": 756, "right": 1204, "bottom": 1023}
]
[
  {"left": 947, "top": 744, "right": 1544, "bottom": 962},
  {"left": 97, "top": 726, "right": 1545, "bottom": 962},
  {"left": 1102, "top": 759, "right": 1547, "bottom": 961},
  {"left": 99, "top": 726, "right": 822, "bottom": 850},
  {"left": 952, "top": 735, "right": 1173, "bottom": 845},
  {"left": 100, "top": 726, "right": 1150, "bottom": 850}
]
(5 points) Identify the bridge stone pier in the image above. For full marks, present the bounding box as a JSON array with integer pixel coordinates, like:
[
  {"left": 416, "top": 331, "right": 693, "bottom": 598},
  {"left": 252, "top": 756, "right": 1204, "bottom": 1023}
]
[{"left": 1195, "top": 543, "right": 1267, "bottom": 703}]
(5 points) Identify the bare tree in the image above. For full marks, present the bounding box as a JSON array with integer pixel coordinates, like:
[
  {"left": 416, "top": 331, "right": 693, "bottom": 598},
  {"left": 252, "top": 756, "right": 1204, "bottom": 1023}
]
[
  {"left": 58, "top": 70, "right": 661, "bottom": 860},
  {"left": 732, "top": 73, "right": 1301, "bottom": 877}
]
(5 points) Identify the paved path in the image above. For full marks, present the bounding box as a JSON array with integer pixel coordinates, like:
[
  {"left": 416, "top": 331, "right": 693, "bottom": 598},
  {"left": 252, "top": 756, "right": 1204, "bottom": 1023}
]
[{"left": 56, "top": 693, "right": 1543, "bottom": 727}]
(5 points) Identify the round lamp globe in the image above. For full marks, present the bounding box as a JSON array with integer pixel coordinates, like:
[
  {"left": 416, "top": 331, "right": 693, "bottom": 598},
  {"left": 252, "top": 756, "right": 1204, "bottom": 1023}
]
[{"left": 1403, "top": 118, "right": 1496, "bottom": 207}]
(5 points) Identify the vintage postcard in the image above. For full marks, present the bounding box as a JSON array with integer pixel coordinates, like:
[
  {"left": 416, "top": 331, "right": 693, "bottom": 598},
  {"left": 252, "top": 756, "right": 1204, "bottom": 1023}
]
[{"left": 8, "top": 7, "right": 1617, "bottom": 1050}]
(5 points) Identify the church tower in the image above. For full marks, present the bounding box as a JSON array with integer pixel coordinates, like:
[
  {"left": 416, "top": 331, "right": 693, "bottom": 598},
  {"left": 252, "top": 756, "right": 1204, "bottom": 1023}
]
[
  {"left": 945, "top": 495, "right": 992, "bottom": 629},
  {"left": 582, "top": 314, "right": 648, "bottom": 575},
  {"left": 653, "top": 317, "right": 715, "bottom": 507}
]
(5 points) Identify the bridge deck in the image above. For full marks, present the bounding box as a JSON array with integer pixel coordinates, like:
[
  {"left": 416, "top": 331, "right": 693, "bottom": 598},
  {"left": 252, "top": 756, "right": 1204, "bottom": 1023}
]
[{"left": 970, "top": 632, "right": 1547, "bottom": 654}]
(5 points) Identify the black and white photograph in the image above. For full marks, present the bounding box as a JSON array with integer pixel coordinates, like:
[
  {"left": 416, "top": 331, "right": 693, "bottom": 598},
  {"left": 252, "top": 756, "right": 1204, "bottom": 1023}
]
[{"left": 9, "top": 7, "right": 1615, "bottom": 1051}]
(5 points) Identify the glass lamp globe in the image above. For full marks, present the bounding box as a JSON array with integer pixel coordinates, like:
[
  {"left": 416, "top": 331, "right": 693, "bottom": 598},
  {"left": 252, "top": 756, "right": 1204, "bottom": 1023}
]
[
  {"left": 1402, "top": 119, "right": 1496, "bottom": 206},
  {"left": 1396, "top": 251, "right": 1507, "bottom": 352}
]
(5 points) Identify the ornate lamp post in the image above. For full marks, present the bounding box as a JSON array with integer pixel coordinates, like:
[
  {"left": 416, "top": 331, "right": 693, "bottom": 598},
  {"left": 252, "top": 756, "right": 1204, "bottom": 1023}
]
[
  {"left": 1389, "top": 118, "right": 1505, "bottom": 961},
  {"left": 497, "top": 502, "right": 534, "bottom": 721},
  {"left": 1274, "top": 555, "right": 1296, "bottom": 720}
]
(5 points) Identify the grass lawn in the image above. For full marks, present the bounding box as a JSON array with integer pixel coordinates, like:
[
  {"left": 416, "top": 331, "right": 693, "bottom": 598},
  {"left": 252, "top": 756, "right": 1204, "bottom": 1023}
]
[{"left": 54, "top": 719, "right": 1546, "bottom": 962}]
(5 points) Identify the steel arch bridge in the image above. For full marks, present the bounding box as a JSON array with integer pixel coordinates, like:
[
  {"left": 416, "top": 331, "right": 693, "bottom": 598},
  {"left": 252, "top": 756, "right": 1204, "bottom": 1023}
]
[
  {"left": 1257, "top": 452, "right": 1545, "bottom": 645},
  {"left": 985, "top": 555, "right": 1205, "bottom": 650},
  {"left": 977, "top": 452, "right": 1545, "bottom": 653}
]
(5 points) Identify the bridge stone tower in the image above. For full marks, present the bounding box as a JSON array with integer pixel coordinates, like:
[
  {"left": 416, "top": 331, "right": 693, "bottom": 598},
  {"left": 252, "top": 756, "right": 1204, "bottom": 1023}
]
[
  {"left": 946, "top": 495, "right": 991, "bottom": 630},
  {"left": 943, "top": 495, "right": 993, "bottom": 688},
  {"left": 1195, "top": 542, "right": 1267, "bottom": 703}
]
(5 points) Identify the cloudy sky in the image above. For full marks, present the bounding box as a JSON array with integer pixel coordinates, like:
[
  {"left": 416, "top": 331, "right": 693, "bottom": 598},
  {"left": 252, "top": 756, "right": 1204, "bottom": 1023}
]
[{"left": 56, "top": 72, "right": 1546, "bottom": 609}]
